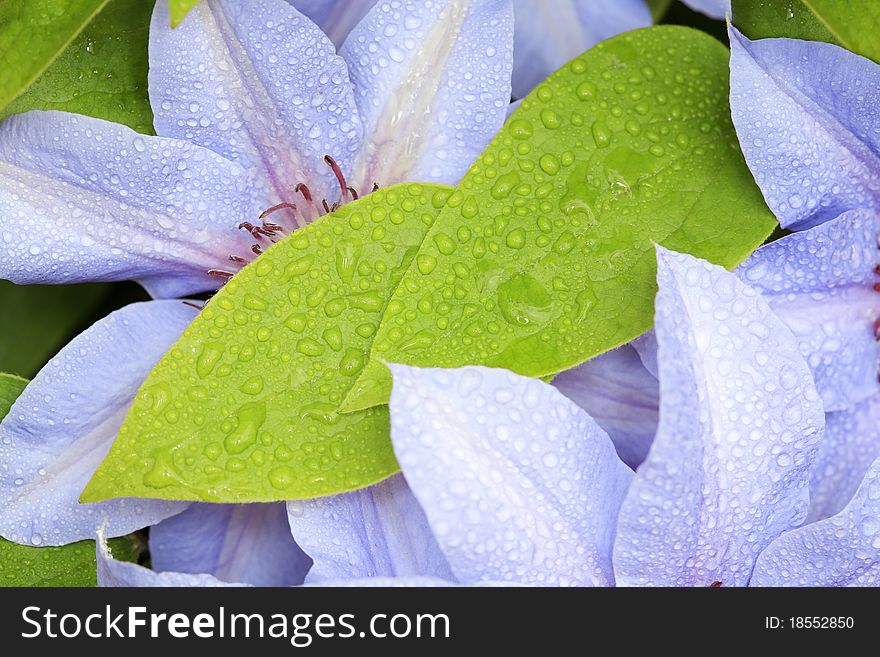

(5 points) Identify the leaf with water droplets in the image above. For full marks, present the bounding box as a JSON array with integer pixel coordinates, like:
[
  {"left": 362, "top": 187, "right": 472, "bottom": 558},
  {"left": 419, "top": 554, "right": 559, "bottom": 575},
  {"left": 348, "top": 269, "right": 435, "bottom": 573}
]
[
  {"left": 168, "top": 0, "right": 201, "bottom": 28},
  {"left": 0, "top": 0, "right": 155, "bottom": 134},
  {"left": 0, "top": 0, "right": 110, "bottom": 111},
  {"left": 732, "top": 0, "right": 880, "bottom": 64},
  {"left": 342, "top": 26, "right": 776, "bottom": 413},
  {"left": 82, "top": 184, "right": 451, "bottom": 503},
  {"left": 0, "top": 374, "right": 139, "bottom": 586}
]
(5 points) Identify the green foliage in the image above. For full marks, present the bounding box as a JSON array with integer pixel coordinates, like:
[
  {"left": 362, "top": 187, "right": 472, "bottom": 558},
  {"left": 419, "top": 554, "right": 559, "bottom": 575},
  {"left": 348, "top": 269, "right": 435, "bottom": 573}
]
[
  {"left": 83, "top": 184, "right": 451, "bottom": 503},
  {"left": 341, "top": 26, "right": 775, "bottom": 413},
  {"left": 0, "top": 0, "right": 156, "bottom": 133},
  {"left": 732, "top": 0, "right": 880, "bottom": 64},
  {"left": 169, "top": 0, "right": 200, "bottom": 28},
  {"left": 0, "top": 0, "right": 109, "bottom": 110}
]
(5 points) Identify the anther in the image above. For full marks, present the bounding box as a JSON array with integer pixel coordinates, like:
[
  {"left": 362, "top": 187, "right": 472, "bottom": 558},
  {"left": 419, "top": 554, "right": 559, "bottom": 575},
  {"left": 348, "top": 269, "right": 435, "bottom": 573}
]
[
  {"left": 873, "top": 283, "right": 880, "bottom": 292},
  {"left": 229, "top": 255, "right": 248, "bottom": 264},
  {"left": 322, "top": 199, "right": 331, "bottom": 214},
  {"left": 874, "top": 263, "right": 880, "bottom": 276},
  {"left": 208, "top": 269, "right": 235, "bottom": 279},
  {"left": 371, "top": 182, "right": 379, "bottom": 192},
  {"left": 709, "top": 581, "right": 722, "bottom": 588},
  {"left": 251, "top": 244, "right": 263, "bottom": 256},
  {"left": 348, "top": 186, "right": 359, "bottom": 200},
  {"left": 874, "top": 318, "right": 880, "bottom": 341}
]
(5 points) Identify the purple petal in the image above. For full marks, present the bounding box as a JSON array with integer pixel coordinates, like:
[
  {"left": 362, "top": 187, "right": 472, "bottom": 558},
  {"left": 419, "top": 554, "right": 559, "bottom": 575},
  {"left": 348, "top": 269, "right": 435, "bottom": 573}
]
[
  {"left": 306, "top": 576, "right": 457, "bottom": 587},
  {"left": 681, "top": 0, "right": 729, "bottom": 19},
  {"left": 736, "top": 209, "right": 880, "bottom": 412},
  {"left": 809, "top": 393, "right": 880, "bottom": 522},
  {"left": 0, "top": 111, "right": 265, "bottom": 298},
  {"left": 751, "top": 458, "right": 880, "bottom": 586},
  {"left": 150, "top": 503, "right": 311, "bottom": 586},
  {"left": 286, "top": 474, "right": 454, "bottom": 583},
  {"left": 729, "top": 27, "right": 880, "bottom": 229},
  {"left": 614, "top": 248, "right": 825, "bottom": 587},
  {"left": 553, "top": 345, "right": 659, "bottom": 469},
  {"left": 341, "top": 0, "right": 513, "bottom": 188},
  {"left": 0, "top": 301, "right": 193, "bottom": 546},
  {"left": 511, "top": 0, "right": 651, "bottom": 99},
  {"left": 291, "top": 0, "right": 376, "bottom": 46},
  {"left": 150, "top": 0, "right": 362, "bottom": 202},
  {"left": 389, "top": 364, "right": 632, "bottom": 586},
  {"left": 97, "top": 531, "right": 248, "bottom": 587}
]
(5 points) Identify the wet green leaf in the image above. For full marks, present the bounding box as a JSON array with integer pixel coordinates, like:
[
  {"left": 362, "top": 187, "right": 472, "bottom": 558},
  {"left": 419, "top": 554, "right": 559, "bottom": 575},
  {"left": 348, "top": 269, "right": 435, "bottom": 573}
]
[
  {"left": 82, "top": 184, "right": 450, "bottom": 503},
  {"left": 0, "top": 0, "right": 109, "bottom": 110},
  {"left": 341, "top": 26, "right": 775, "bottom": 412},
  {"left": 0, "top": 0, "right": 155, "bottom": 133},
  {"left": 732, "top": 0, "right": 880, "bottom": 64}
]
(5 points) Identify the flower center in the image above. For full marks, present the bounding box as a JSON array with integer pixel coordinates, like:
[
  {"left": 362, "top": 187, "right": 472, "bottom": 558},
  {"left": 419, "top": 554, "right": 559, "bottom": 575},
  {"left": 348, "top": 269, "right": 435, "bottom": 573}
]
[{"left": 207, "top": 156, "right": 378, "bottom": 282}]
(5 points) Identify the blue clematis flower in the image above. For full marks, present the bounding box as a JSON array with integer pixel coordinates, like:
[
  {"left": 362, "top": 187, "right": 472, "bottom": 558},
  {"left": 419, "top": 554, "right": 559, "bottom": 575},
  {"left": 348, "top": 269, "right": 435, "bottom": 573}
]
[
  {"left": 99, "top": 248, "right": 880, "bottom": 587},
  {"left": 0, "top": 0, "right": 514, "bottom": 548}
]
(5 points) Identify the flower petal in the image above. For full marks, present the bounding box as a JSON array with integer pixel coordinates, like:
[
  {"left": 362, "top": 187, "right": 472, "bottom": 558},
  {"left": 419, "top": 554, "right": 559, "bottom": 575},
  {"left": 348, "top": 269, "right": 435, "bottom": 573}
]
[
  {"left": 751, "top": 458, "right": 880, "bottom": 586},
  {"left": 0, "top": 111, "right": 264, "bottom": 298},
  {"left": 286, "top": 474, "right": 454, "bottom": 583},
  {"left": 552, "top": 345, "right": 659, "bottom": 469},
  {"left": 681, "top": 0, "right": 729, "bottom": 20},
  {"left": 149, "top": 0, "right": 362, "bottom": 202},
  {"left": 150, "top": 503, "right": 311, "bottom": 586},
  {"left": 613, "top": 248, "right": 825, "bottom": 587},
  {"left": 307, "top": 576, "right": 457, "bottom": 587},
  {"left": 809, "top": 393, "right": 880, "bottom": 522},
  {"left": 511, "top": 0, "right": 651, "bottom": 99},
  {"left": 736, "top": 209, "right": 880, "bottom": 412},
  {"left": 97, "top": 530, "right": 248, "bottom": 587},
  {"left": 291, "top": 0, "right": 376, "bottom": 46},
  {"left": 342, "top": 0, "right": 514, "bottom": 187},
  {"left": 0, "top": 301, "right": 193, "bottom": 546},
  {"left": 389, "top": 364, "right": 633, "bottom": 586},
  {"left": 729, "top": 27, "right": 880, "bottom": 229}
]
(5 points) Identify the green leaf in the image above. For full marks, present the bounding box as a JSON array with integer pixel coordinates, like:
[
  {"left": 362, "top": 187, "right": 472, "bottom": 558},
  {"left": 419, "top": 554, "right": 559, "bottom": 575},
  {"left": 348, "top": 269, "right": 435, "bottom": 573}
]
[
  {"left": 82, "top": 184, "right": 451, "bottom": 503},
  {"left": 0, "top": 0, "right": 109, "bottom": 110},
  {"left": 169, "top": 0, "right": 200, "bottom": 28},
  {"left": 340, "top": 25, "right": 776, "bottom": 413},
  {"left": 84, "top": 27, "right": 773, "bottom": 504},
  {"left": 731, "top": 0, "right": 880, "bottom": 64},
  {"left": 0, "top": 372, "right": 27, "bottom": 420},
  {"left": 0, "top": 281, "right": 112, "bottom": 377},
  {"left": 0, "top": 374, "right": 140, "bottom": 586},
  {"left": 0, "top": 0, "right": 155, "bottom": 133}
]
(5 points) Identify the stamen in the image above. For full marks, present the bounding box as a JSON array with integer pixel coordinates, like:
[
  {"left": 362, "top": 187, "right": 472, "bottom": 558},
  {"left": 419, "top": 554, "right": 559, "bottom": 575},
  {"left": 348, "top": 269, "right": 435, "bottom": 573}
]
[
  {"left": 229, "top": 255, "right": 248, "bottom": 265},
  {"left": 260, "top": 202, "right": 298, "bottom": 220},
  {"left": 709, "top": 581, "right": 722, "bottom": 588},
  {"left": 208, "top": 269, "right": 235, "bottom": 280},
  {"left": 182, "top": 300, "right": 205, "bottom": 310},
  {"left": 251, "top": 244, "right": 263, "bottom": 256},
  {"left": 322, "top": 199, "right": 331, "bottom": 214},
  {"left": 348, "top": 186, "right": 359, "bottom": 200},
  {"left": 324, "top": 154, "right": 352, "bottom": 203}
]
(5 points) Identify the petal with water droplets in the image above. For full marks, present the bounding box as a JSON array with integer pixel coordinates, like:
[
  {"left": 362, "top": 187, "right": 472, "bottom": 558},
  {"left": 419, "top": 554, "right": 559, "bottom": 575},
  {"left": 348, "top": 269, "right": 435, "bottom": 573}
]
[
  {"left": 752, "top": 457, "right": 880, "bottom": 586},
  {"left": 389, "top": 364, "right": 632, "bottom": 586},
  {"left": 342, "top": 0, "right": 513, "bottom": 188},
  {"left": 286, "top": 474, "right": 454, "bottom": 583},
  {"left": 0, "top": 301, "right": 192, "bottom": 546},
  {"left": 149, "top": 0, "right": 362, "bottom": 202},
  {"left": 0, "top": 111, "right": 264, "bottom": 298},
  {"left": 613, "top": 248, "right": 825, "bottom": 587},
  {"left": 736, "top": 209, "right": 880, "bottom": 412},
  {"left": 729, "top": 27, "right": 880, "bottom": 229},
  {"left": 150, "top": 503, "right": 311, "bottom": 586}
]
